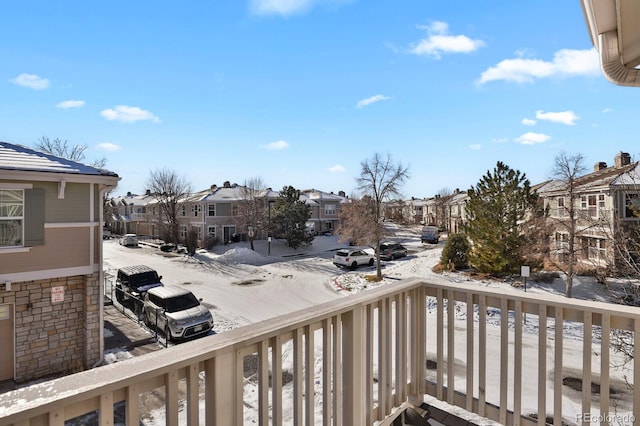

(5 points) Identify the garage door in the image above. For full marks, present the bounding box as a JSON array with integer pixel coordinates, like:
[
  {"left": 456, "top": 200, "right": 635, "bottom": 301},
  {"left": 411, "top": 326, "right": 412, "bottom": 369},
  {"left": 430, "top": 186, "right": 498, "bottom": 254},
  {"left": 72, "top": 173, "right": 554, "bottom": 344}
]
[{"left": 0, "top": 304, "right": 14, "bottom": 382}]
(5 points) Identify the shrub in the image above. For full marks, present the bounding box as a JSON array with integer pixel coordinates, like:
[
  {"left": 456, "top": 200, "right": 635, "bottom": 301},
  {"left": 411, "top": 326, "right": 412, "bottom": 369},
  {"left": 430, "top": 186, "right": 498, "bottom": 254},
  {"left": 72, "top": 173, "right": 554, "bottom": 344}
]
[{"left": 440, "top": 233, "right": 470, "bottom": 270}]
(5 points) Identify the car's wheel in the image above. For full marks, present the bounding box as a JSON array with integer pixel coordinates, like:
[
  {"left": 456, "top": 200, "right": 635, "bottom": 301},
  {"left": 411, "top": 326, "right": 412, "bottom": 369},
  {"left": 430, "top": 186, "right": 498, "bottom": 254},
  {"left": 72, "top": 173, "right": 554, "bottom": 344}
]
[
  {"left": 368, "top": 258, "right": 374, "bottom": 266},
  {"left": 391, "top": 254, "right": 396, "bottom": 260},
  {"left": 350, "top": 262, "right": 358, "bottom": 271}
]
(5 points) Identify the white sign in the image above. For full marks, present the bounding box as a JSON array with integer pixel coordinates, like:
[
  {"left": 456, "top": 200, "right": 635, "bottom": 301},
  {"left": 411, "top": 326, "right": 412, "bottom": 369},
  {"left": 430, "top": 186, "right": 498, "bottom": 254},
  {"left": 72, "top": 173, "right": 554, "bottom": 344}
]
[
  {"left": 520, "top": 265, "right": 530, "bottom": 277},
  {"left": 51, "top": 286, "right": 65, "bottom": 303}
]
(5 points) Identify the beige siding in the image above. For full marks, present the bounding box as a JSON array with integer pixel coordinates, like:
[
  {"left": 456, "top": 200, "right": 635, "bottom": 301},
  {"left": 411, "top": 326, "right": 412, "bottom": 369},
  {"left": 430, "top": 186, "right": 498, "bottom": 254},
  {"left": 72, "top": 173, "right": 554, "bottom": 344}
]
[
  {"left": 2, "top": 227, "right": 90, "bottom": 274},
  {"left": 41, "top": 181, "right": 91, "bottom": 223}
]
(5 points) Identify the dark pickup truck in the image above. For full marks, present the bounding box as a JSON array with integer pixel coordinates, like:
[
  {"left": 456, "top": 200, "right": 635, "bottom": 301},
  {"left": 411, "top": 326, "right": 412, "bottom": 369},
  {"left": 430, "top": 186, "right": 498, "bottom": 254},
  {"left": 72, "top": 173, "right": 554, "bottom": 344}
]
[{"left": 115, "top": 265, "right": 164, "bottom": 315}]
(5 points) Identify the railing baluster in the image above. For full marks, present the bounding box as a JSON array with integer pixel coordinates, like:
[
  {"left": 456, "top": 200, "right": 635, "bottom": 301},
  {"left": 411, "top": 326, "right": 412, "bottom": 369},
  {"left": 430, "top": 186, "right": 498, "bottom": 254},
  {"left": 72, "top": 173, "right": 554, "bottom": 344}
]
[
  {"left": 333, "top": 314, "right": 343, "bottom": 426},
  {"left": 447, "top": 289, "right": 455, "bottom": 404},
  {"left": 323, "top": 318, "right": 333, "bottom": 426},
  {"left": 397, "top": 292, "right": 407, "bottom": 405},
  {"left": 186, "top": 363, "right": 199, "bottom": 426},
  {"left": 466, "top": 292, "right": 474, "bottom": 412},
  {"left": 436, "top": 288, "right": 444, "bottom": 401},
  {"left": 165, "top": 370, "right": 178, "bottom": 426},
  {"left": 582, "top": 311, "right": 592, "bottom": 418},
  {"left": 126, "top": 384, "right": 139, "bottom": 426},
  {"left": 258, "top": 340, "right": 269, "bottom": 426},
  {"left": 600, "top": 313, "right": 610, "bottom": 424},
  {"left": 499, "top": 298, "right": 508, "bottom": 425},
  {"left": 478, "top": 294, "right": 487, "bottom": 417},
  {"left": 554, "top": 308, "right": 563, "bottom": 426},
  {"left": 99, "top": 392, "right": 113, "bottom": 426},
  {"left": 49, "top": 409, "right": 64, "bottom": 426},
  {"left": 538, "top": 305, "right": 547, "bottom": 426},
  {"left": 305, "top": 324, "right": 315, "bottom": 426},
  {"left": 294, "top": 328, "right": 304, "bottom": 425},
  {"left": 514, "top": 299, "right": 522, "bottom": 426},
  {"left": 378, "top": 299, "right": 388, "bottom": 418},
  {"left": 365, "top": 306, "right": 373, "bottom": 424},
  {"left": 384, "top": 297, "right": 393, "bottom": 412},
  {"left": 634, "top": 318, "right": 640, "bottom": 421},
  {"left": 272, "top": 335, "right": 283, "bottom": 426},
  {"left": 342, "top": 306, "right": 365, "bottom": 425}
]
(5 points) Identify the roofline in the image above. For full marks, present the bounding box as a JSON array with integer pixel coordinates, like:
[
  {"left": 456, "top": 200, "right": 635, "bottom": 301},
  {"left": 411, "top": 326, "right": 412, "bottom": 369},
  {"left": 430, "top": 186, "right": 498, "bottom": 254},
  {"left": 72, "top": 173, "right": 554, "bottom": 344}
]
[{"left": 0, "top": 169, "right": 121, "bottom": 186}]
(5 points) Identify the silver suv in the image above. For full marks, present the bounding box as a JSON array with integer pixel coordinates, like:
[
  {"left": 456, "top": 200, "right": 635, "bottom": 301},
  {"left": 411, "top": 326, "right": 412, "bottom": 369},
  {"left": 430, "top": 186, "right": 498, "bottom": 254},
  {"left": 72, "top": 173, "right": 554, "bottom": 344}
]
[{"left": 143, "top": 285, "right": 213, "bottom": 341}]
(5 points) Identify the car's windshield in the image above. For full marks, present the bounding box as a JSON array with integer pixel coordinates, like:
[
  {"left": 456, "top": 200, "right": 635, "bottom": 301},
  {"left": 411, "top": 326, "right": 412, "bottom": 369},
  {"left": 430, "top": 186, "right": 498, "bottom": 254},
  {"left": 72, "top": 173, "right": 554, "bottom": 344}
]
[
  {"left": 165, "top": 293, "right": 200, "bottom": 313},
  {"left": 130, "top": 271, "right": 160, "bottom": 288}
]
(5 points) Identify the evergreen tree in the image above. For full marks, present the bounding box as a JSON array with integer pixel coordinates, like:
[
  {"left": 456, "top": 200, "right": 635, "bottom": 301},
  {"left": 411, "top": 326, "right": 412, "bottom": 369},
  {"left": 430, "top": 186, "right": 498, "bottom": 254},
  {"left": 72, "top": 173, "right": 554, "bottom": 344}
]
[
  {"left": 271, "top": 186, "right": 313, "bottom": 249},
  {"left": 440, "top": 233, "right": 470, "bottom": 270},
  {"left": 464, "top": 161, "right": 537, "bottom": 275}
]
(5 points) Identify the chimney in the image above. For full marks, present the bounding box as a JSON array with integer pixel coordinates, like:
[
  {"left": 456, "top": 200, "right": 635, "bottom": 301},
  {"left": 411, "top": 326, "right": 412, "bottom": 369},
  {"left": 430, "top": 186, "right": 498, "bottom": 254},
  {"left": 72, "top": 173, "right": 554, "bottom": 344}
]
[
  {"left": 210, "top": 184, "right": 217, "bottom": 190},
  {"left": 127, "top": 191, "right": 132, "bottom": 196},
  {"left": 145, "top": 189, "right": 151, "bottom": 195},
  {"left": 594, "top": 162, "right": 607, "bottom": 172},
  {"left": 338, "top": 190, "right": 346, "bottom": 197},
  {"left": 615, "top": 152, "right": 631, "bottom": 167},
  {"left": 223, "top": 181, "right": 231, "bottom": 188}
]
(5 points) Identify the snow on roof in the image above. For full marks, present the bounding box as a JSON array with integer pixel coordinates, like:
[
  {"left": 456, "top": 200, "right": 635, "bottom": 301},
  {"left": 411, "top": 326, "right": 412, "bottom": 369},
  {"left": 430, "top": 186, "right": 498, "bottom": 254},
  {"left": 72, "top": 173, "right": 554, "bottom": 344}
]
[{"left": 0, "top": 141, "right": 118, "bottom": 177}]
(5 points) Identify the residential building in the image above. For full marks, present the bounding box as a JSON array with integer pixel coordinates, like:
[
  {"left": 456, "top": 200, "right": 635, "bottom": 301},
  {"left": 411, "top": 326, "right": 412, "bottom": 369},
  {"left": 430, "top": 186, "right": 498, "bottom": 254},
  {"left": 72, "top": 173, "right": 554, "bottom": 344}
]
[
  {"left": 446, "top": 189, "right": 468, "bottom": 234},
  {"left": 536, "top": 151, "right": 640, "bottom": 269},
  {"left": 300, "top": 189, "right": 346, "bottom": 235},
  {"left": 0, "top": 142, "right": 119, "bottom": 384},
  {"left": 106, "top": 191, "right": 155, "bottom": 237}
]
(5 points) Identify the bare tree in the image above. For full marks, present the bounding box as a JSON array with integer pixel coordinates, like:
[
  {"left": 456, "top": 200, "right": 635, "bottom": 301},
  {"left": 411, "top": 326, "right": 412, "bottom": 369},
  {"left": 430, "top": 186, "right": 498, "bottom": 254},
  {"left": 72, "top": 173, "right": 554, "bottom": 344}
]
[
  {"left": 549, "top": 152, "right": 588, "bottom": 298},
  {"left": 237, "top": 177, "right": 268, "bottom": 251},
  {"left": 146, "top": 168, "right": 192, "bottom": 245},
  {"left": 356, "top": 153, "right": 410, "bottom": 278},
  {"left": 336, "top": 195, "right": 378, "bottom": 246},
  {"left": 36, "top": 136, "right": 106, "bottom": 168},
  {"left": 434, "top": 187, "right": 453, "bottom": 229}
]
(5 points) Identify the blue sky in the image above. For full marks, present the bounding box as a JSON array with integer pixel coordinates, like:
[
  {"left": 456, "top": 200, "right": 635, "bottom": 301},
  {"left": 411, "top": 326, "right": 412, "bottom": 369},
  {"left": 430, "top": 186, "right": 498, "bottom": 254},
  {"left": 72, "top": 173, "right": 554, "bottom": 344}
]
[{"left": 2, "top": 0, "right": 637, "bottom": 198}]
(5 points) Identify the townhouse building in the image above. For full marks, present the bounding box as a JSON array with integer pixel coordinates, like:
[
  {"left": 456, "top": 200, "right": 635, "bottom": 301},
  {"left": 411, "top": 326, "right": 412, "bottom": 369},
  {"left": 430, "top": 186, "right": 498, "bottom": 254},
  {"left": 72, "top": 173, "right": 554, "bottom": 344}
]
[
  {"left": 536, "top": 151, "right": 640, "bottom": 270},
  {"left": 0, "top": 142, "right": 119, "bottom": 383},
  {"left": 300, "top": 189, "right": 346, "bottom": 235}
]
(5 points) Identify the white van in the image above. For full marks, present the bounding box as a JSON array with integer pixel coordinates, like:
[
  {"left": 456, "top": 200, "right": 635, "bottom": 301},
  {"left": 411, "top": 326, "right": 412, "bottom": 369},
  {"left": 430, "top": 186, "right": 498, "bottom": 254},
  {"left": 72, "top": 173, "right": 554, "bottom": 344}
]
[
  {"left": 421, "top": 226, "right": 440, "bottom": 244},
  {"left": 119, "top": 233, "right": 139, "bottom": 247}
]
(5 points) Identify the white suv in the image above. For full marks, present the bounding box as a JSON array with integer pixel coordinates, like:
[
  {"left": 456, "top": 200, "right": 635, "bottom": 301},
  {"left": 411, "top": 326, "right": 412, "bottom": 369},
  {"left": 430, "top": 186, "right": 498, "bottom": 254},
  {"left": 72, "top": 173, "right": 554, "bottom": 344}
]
[
  {"left": 143, "top": 286, "right": 213, "bottom": 341},
  {"left": 332, "top": 248, "right": 374, "bottom": 270}
]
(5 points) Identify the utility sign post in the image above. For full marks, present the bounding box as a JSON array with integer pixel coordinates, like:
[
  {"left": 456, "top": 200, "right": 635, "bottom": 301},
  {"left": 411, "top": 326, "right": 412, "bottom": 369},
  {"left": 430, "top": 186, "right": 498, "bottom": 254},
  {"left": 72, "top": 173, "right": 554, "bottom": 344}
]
[{"left": 521, "top": 265, "right": 530, "bottom": 292}]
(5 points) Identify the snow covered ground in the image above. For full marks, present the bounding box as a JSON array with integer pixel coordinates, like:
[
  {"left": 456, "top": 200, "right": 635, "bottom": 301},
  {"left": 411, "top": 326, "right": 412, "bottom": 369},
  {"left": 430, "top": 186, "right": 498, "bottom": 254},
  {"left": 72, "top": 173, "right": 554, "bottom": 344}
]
[{"left": 101, "top": 226, "right": 637, "bottom": 425}]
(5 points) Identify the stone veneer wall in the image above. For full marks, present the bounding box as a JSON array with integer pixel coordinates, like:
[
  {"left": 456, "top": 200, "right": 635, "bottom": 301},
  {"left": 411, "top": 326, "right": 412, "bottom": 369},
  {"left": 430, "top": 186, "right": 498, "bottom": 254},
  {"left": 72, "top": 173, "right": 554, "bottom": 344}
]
[{"left": 0, "top": 272, "right": 101, "bottom": 383}]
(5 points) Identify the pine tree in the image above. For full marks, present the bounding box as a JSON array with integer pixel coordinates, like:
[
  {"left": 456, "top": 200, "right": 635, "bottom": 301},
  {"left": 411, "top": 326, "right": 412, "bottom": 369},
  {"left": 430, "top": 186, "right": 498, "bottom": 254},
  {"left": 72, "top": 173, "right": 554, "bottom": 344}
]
[
  {"left": 271, "top": 186, "right": 313, "bottom": 249},
  {"left": 464, "top": 161, "right": 537, "bottom": 275}
]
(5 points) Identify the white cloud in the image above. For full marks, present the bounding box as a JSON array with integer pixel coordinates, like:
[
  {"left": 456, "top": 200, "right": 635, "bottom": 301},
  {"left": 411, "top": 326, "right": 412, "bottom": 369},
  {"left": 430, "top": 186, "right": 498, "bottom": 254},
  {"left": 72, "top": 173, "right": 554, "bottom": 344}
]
[
  {"left": 249, "top": 0, "right": 347, "bottom": 16},
  {"left": 356, "top": 95, "right": 390, "bottom": 109},
  {"left": 100, "top": 105, "right": 160, "bottom": 123},
  {"left": 535, "top": 110, "right": 579, "bottom": 125},
  {"left": 328, "top": 164, "right": 346, "bottom": 172},
  {"left": 96, "top": 143, "right": 121, "bottom": 152},
  {"left": 265, "top": 140, "right": 289, "bottom": 150},
  {"left": 477, "top": 48, "right": 600, "bottom": 84},
  {"left": 522, "top": 118, "right": 537, "bottom": 126},
  {"left": 515, "top": 132, "right": 551, "bottom": 145},
  {"left": 57, "top": 100, "right": 85, "bottom": 109},
  {"left": 492, "top": 137, "right": 509, "bottom": 143},
  {"left": 410, "top": 21, "right": 484, "bottom": 59},
  {"left": 10, "top": 73, "right": 50, "bottom": 90},
  {"left": 469, "top": 144, "right": 481, "bottom": 150}
]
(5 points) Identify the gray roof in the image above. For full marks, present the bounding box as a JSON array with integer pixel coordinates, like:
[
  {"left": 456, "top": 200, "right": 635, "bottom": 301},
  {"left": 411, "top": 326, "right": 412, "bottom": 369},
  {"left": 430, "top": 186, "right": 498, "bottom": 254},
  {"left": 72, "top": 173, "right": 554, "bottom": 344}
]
[{"left": 0, "top": 141, "right": 118, "bottom": 177}]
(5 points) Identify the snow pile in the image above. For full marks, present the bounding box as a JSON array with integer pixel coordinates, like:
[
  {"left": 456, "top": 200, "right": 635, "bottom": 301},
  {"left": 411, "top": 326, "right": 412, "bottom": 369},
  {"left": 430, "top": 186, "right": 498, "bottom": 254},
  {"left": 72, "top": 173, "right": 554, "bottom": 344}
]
[{"left": 210, "top": 247, "right": 267, "bottom": 265}]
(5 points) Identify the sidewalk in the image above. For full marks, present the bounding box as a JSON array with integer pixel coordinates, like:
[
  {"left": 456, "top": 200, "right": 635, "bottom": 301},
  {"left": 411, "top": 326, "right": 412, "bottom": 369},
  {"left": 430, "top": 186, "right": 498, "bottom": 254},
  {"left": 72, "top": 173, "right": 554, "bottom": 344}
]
[{"left": 103, "top": 304, "right": 162, "bottom": 357}]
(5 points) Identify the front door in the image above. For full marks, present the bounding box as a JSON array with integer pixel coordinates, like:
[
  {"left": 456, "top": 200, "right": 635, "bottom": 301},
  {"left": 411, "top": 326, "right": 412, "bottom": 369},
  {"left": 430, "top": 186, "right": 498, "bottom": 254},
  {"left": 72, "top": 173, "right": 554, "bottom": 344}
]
[{"left": 0, "top": 304, "right": 14, "bottom": 382}]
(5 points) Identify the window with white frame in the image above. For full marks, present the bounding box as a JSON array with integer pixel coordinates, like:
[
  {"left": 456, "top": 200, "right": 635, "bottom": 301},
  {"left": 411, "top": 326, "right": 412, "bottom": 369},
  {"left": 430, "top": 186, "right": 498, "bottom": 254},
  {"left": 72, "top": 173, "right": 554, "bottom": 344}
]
[
  {"left": 557, "top": 197, "right": 567, "bottom": 217},
  {"left": 179, "top": 225, "right": 187, "bottom": 239},
  {"left": 208, "top": 204, "right": 216, "bottom": 217},
  {"left": 192, "top": 204, "right": 202, "bottom": 217},
  {"left": 581, "top": 195, "right": 598, "bottom": 217},
  {"left": 625, "top": 193, "right": 640, "bottom": 218},
  {"left": 207, "top": 226, "right": 216, "bottom": 238},
  {"left": 0, "top": 189, "right": 23, "bottom": 247},
  {"left": 181, "top": 205, "right": 186, "bottom": 217},
  {"left": 324, "top": 204, "right": 336, "bottom": 215}
]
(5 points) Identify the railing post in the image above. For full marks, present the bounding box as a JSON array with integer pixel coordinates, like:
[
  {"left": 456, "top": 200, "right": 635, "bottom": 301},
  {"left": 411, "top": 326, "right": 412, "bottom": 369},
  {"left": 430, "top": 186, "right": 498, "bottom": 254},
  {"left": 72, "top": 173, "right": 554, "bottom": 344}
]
[
  {"left": 205, "top": 349, "right": 237, "bottom": 425},
  {"left": 342, "top": 305, "right": 366, "bottom": 425}
]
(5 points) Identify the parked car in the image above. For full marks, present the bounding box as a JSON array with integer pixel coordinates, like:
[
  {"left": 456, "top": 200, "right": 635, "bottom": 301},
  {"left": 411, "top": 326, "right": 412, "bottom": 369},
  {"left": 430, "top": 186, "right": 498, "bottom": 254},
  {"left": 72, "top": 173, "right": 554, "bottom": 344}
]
[
  {"left": 143, "top": 285, "right": 213, "bottom": 341},
  {"left": 421, "top": 226, "right": 440, "bottom": 244},
  {"left": 378, "top": 242, "right": 408, "bottom": 260},
  {"left": 115, "top": 265, "right": 164, "bottom": 315},
  {"left": 333, "top": 248, "right": 374, "bottom": 270},
  {"left": 119, "top": 233, "right": 139, "bottom": 247}
]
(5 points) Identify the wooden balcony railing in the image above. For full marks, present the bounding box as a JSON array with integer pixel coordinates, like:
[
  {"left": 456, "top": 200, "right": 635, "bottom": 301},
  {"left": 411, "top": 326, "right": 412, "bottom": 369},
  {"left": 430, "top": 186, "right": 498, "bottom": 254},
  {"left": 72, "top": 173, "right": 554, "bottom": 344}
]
[{"left": 1, "top": 279, "right": 638, "bottom": 425}]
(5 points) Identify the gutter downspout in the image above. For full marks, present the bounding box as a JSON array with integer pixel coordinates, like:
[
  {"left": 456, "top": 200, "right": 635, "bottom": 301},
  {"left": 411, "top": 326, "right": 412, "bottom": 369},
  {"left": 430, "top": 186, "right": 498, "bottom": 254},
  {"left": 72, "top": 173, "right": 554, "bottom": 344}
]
[{"left": 599, "top": 30, "right": 640, "bottom": 87}]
